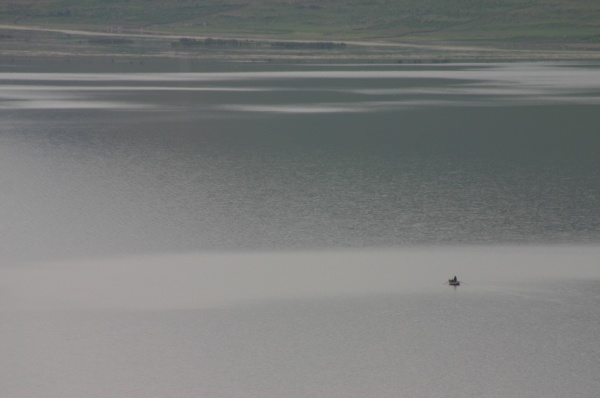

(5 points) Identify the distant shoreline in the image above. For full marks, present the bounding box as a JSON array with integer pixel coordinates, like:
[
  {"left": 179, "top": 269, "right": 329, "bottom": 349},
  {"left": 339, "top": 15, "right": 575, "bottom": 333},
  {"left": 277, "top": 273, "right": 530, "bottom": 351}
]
[{"left": 2, "top": 23, "right": 600, "bottom": 64}]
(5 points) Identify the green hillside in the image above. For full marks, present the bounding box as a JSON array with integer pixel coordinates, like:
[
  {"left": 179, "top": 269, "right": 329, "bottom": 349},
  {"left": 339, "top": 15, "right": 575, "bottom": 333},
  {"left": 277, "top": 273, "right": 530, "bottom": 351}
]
[{"left": 2, "top": 0, "right": 599, "bottom": 43}]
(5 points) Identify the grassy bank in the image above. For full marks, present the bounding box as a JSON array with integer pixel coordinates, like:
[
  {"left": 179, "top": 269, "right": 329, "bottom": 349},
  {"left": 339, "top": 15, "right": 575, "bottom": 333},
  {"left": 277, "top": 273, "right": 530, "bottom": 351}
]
[
  {"left": 2, "top": 0, "right": 600, "bottom": 42},
  {"left": 1, "top": 0, "right": 599, "bottom": 62}
]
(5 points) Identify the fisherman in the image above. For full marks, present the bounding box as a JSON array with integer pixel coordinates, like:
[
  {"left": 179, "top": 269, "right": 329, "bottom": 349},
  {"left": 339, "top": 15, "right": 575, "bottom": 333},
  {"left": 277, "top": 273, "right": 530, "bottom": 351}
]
[{"left": 453, "top": 276, "right": 457, "bottom": 282}]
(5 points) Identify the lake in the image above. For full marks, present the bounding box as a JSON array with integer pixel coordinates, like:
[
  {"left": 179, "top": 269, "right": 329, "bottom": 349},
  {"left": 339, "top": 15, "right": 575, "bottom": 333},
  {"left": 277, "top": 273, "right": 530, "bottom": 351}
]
[{"left": 1, "top": 60, "right": 600, "bottom": 397}]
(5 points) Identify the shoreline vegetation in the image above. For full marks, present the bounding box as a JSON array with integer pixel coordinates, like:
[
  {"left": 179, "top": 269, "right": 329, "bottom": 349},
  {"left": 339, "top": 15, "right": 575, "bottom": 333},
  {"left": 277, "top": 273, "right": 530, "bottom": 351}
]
[
  {"left": 1, "top": 25, "right": 599, "bottom": 64},
  {"left": 173, "top": 37, "right": 347, "bottom": 50},
  {"left": 1, "top": 24, "right": 599, "bottom": 64},
  {"left": 1, "top": 0, "right": 599, "bottom": 63}
]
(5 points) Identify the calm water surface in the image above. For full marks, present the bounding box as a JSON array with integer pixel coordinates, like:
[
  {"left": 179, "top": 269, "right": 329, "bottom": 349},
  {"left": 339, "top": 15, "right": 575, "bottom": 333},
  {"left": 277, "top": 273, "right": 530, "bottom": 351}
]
[
  {"left": 1, "top": 62, "right": 600, "bottom": 261},
  {"left": 1, "top": 61, "right": 600, "bottom": 397}
]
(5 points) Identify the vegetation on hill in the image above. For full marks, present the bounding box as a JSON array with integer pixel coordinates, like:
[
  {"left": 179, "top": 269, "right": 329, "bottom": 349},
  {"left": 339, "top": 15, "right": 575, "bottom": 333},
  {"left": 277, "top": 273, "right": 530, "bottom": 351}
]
[
  {"left": 1, "top": 1, "right": 599, "bottom": 62},
  {"left": 1, "top": 0, "right": 599, "bottom": 43}
]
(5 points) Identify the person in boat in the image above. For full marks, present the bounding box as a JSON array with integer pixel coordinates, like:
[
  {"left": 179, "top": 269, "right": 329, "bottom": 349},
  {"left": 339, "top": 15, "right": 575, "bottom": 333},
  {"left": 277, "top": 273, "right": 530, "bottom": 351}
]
[{"left": 453, "top": 276, "right": 457, "bottom": 282}]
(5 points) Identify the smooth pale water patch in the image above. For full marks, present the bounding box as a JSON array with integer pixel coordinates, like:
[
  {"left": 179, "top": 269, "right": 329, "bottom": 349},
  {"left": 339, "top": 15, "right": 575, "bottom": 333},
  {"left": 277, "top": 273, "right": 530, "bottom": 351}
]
[
  {"left": 3, "top": 63, "right": 600, "bottom": 111},
  {"left": 1, "top": 247, "right": 600, "bottom": 398},
  {"left": 2, "top": 246, "right": 599, "bottom": 311}
]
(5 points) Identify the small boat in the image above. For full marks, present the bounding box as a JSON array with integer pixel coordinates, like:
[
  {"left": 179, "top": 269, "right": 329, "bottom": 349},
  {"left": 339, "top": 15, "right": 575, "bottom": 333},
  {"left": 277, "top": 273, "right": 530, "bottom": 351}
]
[{"left": 447, "top": 276, "right": 460, "bottom": 286}]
